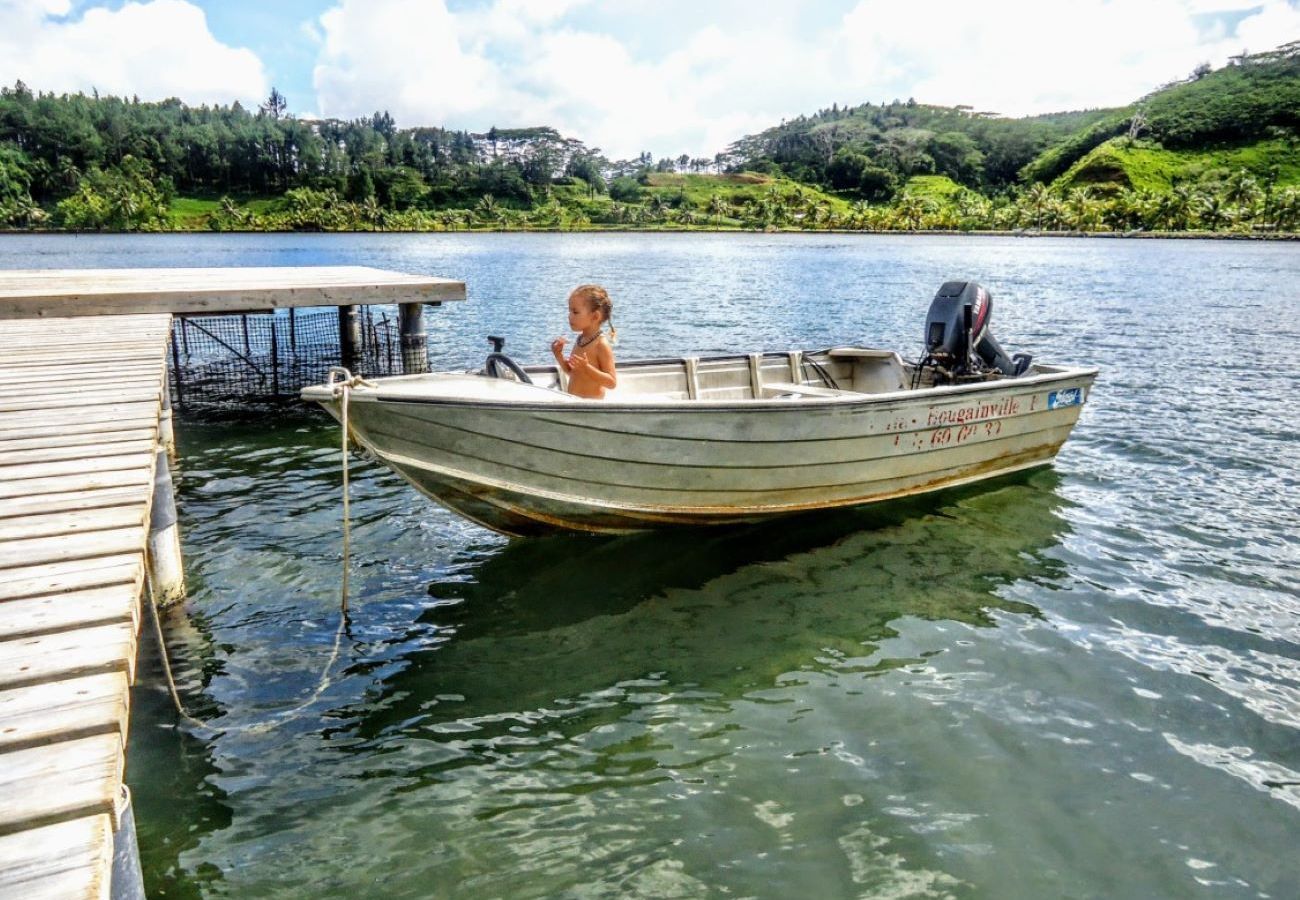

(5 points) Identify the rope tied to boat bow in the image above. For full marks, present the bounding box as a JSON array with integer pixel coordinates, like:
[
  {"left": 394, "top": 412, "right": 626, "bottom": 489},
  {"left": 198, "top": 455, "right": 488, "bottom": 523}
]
[
  {"left": 148, "top": 367, "right": 377, "bottom": 735},
  {"left": 326, "top": 366, "right": 374, "bottom": 614}
]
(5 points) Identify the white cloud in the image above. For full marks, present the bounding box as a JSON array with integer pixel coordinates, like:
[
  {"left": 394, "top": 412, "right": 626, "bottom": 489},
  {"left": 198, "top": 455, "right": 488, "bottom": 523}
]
[
  {"left": 0, "top": 0, "right": 268, "bottom": 105},
  {"left": 307, "top": 0, "right": 1300, "bottom": 158}
]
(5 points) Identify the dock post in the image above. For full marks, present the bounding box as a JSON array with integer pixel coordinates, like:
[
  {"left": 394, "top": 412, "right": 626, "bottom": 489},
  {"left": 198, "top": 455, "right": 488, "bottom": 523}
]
[
  {"left": 159, "top": 382, "right": 176, "bottom": 459},
  {"left": 111, "top": 786, "right": 146, "bottom": 900},
  {"left": 147, "top": 448, "right": 186, "bottom": 605},
  {"left": 399, "top": 302, "right": 429, "bottom": 374},
  {"left": 338, "top": 305, "right": 362, "bottom": 371}
]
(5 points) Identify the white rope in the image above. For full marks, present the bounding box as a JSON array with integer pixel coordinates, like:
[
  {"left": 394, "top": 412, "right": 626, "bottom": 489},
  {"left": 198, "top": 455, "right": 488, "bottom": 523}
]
[{"left": 151, "top": 367, "right": 373, "bottom": 735}]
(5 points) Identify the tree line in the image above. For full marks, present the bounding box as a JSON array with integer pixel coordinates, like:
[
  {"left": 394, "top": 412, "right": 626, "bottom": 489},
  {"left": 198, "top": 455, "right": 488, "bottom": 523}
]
[{"left": 0, "top": 40, "right": 1297, "bottom": 233}]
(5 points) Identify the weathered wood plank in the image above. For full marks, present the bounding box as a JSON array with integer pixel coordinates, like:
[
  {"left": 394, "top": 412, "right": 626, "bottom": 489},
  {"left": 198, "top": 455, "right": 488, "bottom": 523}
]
[
  {"left": 0, "top": 555, "right": 141, "bottom": 603},
  {"left": 0, "top": 436, "right": 155, "bottom": 468},
  {"left": 0, "top": 428, "right": 156, "bottom": 453},
  {"left": 0, "top": 266, "right": 464, "bottom": 319},
  {"left": 0, "top": 376, "right": 162, "bottom": 399},
  {"left": 0, "top": 356, "right": 161, "bottom": 374},
  {"left": 0, "top": 506, "right": 144, "bottom": 542},
  {"left": 0, "top": 814, "right": 112, "bottom": 900},
  {"left": 0, "top": 417, "right": 159, "bottom": 444},
  {"left": 0, "top": 584, "right": 138, "bottom": 641},
  {"left": 0, "top": 401, "right": 162, "bottom": 430},
  {"left": 0, "top": 486, "right": 151, "bottom": 522},
  {"left": 0, "top": 672, "right": 129, "bottom": 752},
  {"left": 0, "top": 526, "right": 146, "bottom": 572},
  {"left": 0, "top": 389, "right": 162, "bottom": 414},
  {"left": 0, "top": 467, "right": 153, "bottom": 501},
  {"left": 0, "top": 622, "right": 137, "bottom": 691},
  {"left": 0, "top": 734, "right": 123, "bottom": 833},
  {"left": 0, "top": 451, "right": 154, "bottom": 485}
]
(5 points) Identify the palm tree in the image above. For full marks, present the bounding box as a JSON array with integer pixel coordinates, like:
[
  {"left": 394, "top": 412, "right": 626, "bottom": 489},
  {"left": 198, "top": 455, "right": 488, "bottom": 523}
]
[
  {"left": 1224, "top": 169, "right": 1260, "bottom": 212},
  {"left": 360, "top": 196, "right": 384, "bottom": 231},
  {"left": 1269, "top": 187, "right": 1300, "bottom": 231},
  {"left": 1197, "top": 192, "right": 1228, "bottom": 231},
  {"left": 892, "top": 194, "right": 928, "bottom": 230},
  {"left": 475, "top": 193, "right": 499, "bottom": 223},
  {"left": 1024, "top": 183, "right": 1053, "bottom": 230},
  {"left": 1157, "top": 184, "right": 1195, "bottom": 230},
  {"left": 706, "top": 194, "right": 727, "bottom": 226},
  {"left": 648, "top": 194, "right": 670, "bottom": 222}
]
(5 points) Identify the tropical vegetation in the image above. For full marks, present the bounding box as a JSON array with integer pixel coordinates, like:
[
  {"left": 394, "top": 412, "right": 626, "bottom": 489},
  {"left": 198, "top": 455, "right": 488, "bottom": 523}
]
[{"left": 1, "top": 42, "right": 1298, "bottom": 235}]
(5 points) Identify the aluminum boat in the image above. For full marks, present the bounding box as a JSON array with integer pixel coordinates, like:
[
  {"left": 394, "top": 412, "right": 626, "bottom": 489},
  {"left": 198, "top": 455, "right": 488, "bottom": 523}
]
[{"left": 303, "top": 281, "right": 1097, "bottom": 536}]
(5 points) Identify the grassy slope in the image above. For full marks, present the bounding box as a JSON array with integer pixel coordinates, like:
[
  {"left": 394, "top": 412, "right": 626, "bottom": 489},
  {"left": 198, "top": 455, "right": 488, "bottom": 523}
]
[
  {"left": 899, "top": 175, "right": 966, "bottom": 201},
  {"left": 1054, "top": 137, "right": 1300, "bottom": 192},
  {"left": 168, "top": 195, "right": 279, "bottom": 229},
  {"left": 638, "top": 172, "right": 851, "bottom": 211}
]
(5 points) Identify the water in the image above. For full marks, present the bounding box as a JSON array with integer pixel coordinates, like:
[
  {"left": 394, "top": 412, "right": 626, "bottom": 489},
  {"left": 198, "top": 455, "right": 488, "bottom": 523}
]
[{"left": 3, "top": 233, "right": 1297, "bottom": 898}]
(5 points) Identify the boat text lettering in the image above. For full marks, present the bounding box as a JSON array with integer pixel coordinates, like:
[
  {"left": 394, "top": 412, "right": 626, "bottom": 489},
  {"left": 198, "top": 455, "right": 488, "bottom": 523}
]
[{"left": 927, "top": 397, "right": 1020, "bottom": 427}]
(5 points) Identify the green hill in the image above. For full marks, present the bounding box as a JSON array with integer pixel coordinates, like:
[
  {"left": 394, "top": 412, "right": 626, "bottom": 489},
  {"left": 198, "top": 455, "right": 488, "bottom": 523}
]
[
  {"left": 1023, "top": 41, "right": 1300, "bottom": 187},
  {"left": 1054, "top": 137, "right": 1300, "bottom": 194}
]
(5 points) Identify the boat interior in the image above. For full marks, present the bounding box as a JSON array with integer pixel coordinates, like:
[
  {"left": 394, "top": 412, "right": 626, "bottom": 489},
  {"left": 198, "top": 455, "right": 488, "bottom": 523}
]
[{"left": 524, "top": 348, "right": 918, "bottom": 401}]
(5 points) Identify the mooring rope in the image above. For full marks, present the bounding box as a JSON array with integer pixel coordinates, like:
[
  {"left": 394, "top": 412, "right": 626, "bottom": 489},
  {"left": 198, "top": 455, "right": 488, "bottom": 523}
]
[
  {"left": 146, "top": 576, "right": 214, "bottom": 733},
  {"left": 150, "top": 367, "right": 374, "bottom": 735}
]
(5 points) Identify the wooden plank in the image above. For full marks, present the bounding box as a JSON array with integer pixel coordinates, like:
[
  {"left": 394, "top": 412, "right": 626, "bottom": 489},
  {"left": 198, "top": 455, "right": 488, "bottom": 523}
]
[
  {"left": 0, "top": 389, "right": 162, "bottom": 414},
  {"left": 0, "top": 526, "right": 146, "bottom": 572},
  {"left": 0, "top": 506, "right": 144, "bottom": 542},
  {"left": 0, "top": 417, "right": 159, "bottom": 444},
  {"left": 0, "top": 468, "right": 153, "bottom": 501},
  {"left": 0, "top": 555, "right": 141, "bottom": 603},
  {"left": 0, "top": 451, "right": 154, "bottom": 485},
  {"left": 0, "top": 266, "right": 464, "bottom": 318},
  {"left": 0, "top": 814, "right": 112, "bottom": 900},
  {"left": 0, "top": 436, "right": 155, "bottom": 468},
  {"left": 0, "top": 584, "right": 138, "bottom": 641},
  {"left": 0, "top": 622, "right": 137, "bottom": 691},
  {"left": 0, "top": 486, "right": 151, "bottom": 522},
  {"left": 0, "top": 428, "right": 156, "bottom": 453},
  {"left": 0, "top": 401, "right": 162, "bottom": 430},
  {"left": 0, "top": 376, "right": 162, "bottom": 399},
  {"left": 0, "top": 673, "right": 129, "bottom": 751},
  {"left": 0, "top": 734, "right": 122, "bottom": 833}
]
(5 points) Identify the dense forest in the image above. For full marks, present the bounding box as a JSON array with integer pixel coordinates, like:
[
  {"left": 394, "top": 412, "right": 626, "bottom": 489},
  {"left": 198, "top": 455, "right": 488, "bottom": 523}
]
[{"left": 1, "top": 41, "right": 1298, "bottom": 234}]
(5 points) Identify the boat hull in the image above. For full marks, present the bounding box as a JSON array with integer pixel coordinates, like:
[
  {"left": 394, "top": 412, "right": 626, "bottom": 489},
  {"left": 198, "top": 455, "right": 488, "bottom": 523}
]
[{"left": 309, "top": 366, "right": 1096, "bottom": 536}]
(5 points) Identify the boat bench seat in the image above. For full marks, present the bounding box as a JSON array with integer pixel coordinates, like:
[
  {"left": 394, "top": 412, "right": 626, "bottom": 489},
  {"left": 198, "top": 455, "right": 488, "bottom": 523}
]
[{"left": 760, "top": 381, "right": 860, "bottom": 399}]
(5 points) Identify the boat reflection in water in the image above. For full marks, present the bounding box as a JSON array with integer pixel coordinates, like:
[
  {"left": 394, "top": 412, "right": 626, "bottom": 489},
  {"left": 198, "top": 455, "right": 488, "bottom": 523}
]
[{"left": 339, "top": 469, "right": 1074, "bottom": 744}]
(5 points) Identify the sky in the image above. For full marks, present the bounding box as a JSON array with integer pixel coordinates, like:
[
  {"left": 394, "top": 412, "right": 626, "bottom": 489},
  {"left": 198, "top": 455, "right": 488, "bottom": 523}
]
[{"left": 2, "top": 0, "right": 1299, "bottom": 159}]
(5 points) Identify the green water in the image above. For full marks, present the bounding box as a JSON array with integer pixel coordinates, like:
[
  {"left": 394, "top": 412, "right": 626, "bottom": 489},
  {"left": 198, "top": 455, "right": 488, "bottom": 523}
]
[{"left": 5, "top": 233, "right": 1293, "bottom": 898}]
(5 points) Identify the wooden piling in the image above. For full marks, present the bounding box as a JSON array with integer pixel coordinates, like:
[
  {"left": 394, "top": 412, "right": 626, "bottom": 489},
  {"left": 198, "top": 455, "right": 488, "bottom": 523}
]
[
  {"left": 398, "top": 302, "right": 429, "bottom": 374},
  {"left": 338, "top": 305, "right": 362, "bottom": 371},
  {"left": 146, "top": 448, "right": 185, "bottom": 606}
]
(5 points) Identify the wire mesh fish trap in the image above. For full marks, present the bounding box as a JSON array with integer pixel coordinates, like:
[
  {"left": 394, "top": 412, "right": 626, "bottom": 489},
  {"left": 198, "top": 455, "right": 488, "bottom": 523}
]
[{"left": 169, "top": 307, "right": 404, "bottom": 409}]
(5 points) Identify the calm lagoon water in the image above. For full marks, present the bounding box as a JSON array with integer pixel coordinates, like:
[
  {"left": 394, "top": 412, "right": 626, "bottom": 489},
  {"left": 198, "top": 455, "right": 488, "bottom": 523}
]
[{"left": 2, "top": 233, "right": 1297, "bottom": 898}]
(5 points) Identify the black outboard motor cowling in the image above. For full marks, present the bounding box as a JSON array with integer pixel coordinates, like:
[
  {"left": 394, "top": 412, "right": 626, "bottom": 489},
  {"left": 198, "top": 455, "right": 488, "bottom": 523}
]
[{"left": 923, "top": 281, "right": 1030, "bottom": 379}]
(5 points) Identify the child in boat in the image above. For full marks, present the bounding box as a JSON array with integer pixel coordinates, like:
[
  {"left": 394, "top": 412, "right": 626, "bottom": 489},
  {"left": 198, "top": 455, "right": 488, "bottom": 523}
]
[{"left": 551, "top": 284, "right": 618, "bottom": 399}]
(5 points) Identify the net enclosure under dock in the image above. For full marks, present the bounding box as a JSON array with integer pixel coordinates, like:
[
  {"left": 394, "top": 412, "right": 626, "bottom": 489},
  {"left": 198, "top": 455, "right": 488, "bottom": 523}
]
[{"left": 0, "top": 267, "right": 467, "bottom": 410}]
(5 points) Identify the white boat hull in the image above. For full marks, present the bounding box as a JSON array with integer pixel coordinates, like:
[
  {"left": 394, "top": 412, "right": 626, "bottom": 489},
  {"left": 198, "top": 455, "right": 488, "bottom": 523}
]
[{"left": 304, "top": 351, "right": 1096, "bottom": 536}]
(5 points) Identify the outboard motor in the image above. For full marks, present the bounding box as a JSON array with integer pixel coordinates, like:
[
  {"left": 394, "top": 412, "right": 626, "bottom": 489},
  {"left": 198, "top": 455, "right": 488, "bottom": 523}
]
[{"left": 922, "top": 281, "right": 1031, "bottom": 382}]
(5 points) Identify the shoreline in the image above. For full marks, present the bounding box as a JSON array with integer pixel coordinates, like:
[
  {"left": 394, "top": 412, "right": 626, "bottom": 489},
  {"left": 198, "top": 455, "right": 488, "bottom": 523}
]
[{"left": 2, "top": 227, "right": 1297, "bottom": 241}]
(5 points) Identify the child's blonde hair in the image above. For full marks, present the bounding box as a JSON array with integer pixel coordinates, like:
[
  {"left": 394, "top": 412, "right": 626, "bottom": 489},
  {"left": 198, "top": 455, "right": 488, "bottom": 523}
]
[{"left": 572, "top": 284, "right": 617, "bottom": 343}]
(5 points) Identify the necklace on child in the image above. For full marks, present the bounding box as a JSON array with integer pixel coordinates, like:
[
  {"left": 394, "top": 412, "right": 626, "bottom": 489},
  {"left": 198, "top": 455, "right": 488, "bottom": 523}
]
[{"left": 575, "top": 330, "right": 601, "bottom": 348}]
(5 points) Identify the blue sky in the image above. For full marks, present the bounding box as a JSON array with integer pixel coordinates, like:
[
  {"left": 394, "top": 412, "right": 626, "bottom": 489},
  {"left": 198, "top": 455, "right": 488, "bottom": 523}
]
[{"left": 4, "top": 0, "right": 1299, "bottom": 158}]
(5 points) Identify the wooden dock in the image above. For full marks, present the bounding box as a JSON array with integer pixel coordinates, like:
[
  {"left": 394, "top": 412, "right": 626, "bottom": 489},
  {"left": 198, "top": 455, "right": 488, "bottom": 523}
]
[
  {"left": 0, "top": 313, "right": 172, "bottom": 899},
  {"left": 0, "top": 266, "right": 466, "bottom": 899}
]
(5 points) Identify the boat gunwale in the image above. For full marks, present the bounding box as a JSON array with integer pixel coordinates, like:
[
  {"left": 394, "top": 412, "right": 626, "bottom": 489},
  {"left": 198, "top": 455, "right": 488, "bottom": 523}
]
[{"left": 302, "top": 362, "right": 1098, "bottom": 413}]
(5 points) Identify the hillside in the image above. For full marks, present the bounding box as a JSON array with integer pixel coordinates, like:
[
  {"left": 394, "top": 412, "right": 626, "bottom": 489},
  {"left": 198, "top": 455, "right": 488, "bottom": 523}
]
[
  {"left": 2, "top": 40, "right": 1299, "bottom": 235},
  {"left": 1021, "top": 41, "right": 1300, "bottom": 186}
]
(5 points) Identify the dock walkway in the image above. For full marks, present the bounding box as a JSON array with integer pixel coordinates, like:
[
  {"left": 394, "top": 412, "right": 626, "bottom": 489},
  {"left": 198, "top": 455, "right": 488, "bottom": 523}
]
[
  {"left": 0, "top": 313, "right": 172, "bottom": 899},
  {"left": 0, "top": 266, "right": 465, "bottom": 899}
]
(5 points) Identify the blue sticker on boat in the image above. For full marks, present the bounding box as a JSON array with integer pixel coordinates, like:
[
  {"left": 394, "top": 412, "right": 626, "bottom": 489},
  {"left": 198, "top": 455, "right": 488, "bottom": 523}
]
[{"left": 1048, "top": 388, "right": 1083, "bottom": 409}]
